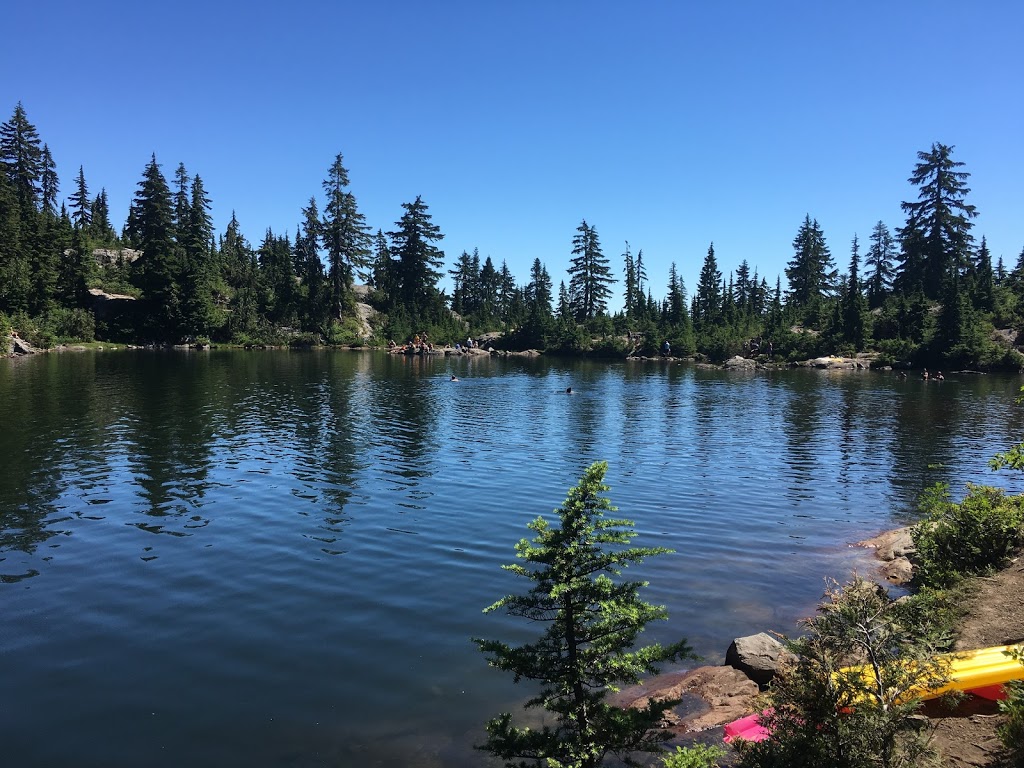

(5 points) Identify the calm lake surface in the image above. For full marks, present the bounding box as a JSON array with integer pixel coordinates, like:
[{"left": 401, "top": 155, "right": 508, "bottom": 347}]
[{"left": 3, "top": 350, "right": 1023, "bottom": 767}]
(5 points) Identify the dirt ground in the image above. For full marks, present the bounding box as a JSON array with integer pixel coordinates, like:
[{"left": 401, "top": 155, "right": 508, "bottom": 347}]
[{"left": 927, "top": 555, "right": 1024, "bottom": 767}]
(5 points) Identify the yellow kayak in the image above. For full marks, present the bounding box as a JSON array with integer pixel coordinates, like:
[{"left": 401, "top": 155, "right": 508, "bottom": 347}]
[
  {"left": 842, "top": 644, "right": 1024, "bottom": 703},
  {"left": 922, "top": 644, "right": 1024, "bottom": 700}
]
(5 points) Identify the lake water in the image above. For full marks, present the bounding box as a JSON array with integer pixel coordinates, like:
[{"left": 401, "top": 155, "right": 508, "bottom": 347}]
[{"left": 2, "top": 350, "right": 1023, "bottom": 767}]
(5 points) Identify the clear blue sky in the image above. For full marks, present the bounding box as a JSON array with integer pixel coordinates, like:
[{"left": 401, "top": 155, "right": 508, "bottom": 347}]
[{"left": 3, "top": 1, "right": 1021, "bottom": 306}]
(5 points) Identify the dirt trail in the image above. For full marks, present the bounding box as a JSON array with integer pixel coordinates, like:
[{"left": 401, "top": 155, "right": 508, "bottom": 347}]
[{"left": 930, "top": 555, "right": 1024, "bottom": 767}]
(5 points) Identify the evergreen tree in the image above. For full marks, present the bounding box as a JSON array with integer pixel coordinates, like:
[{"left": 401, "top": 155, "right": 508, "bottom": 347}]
[
  {"left": 734, "top": 259, "right": 752, "bottom": 312},
  {"left": 896, "top": 143, "right": 977, "bottom": 299},
  {"left": 90, "top": 188, "right": 115, "bottom": 243},
  {"left": 178, "top": 174, "right": 216, "bottom": 337},
  {"left": 622, "top": 242, "right": 638, "bottom": 320},
  {"left": 0, "top": 102, "right": 43, "bottom": 212},
  {"left": 786, "top": 215, "right": 835, "bottom": 327},
  {"left": 59, "top": 226, "right": 91, "bottom": 307},
  {"left": 526, "top": 257, "right": 553, "bottom": 313},
  {"left": 28, "top": 209, "right": 66, "bottom": 314},
  {"left": 557, "top": 281, "right": 572, "bottom": 321},
  {"left": 841, "top": 235, "right": 868, "bottom": 351},
  {"left": 40, "top": 144, "right": 59, "bottom": 216},
  {"left": 971, "top": 236, "right": 995, "bottom": 313},
  {"left": 321, "top": 153, "right": 371, "bottom": 318},
  {"left": 449, "top": 250, "right": 477, "bottom": 316},
  {"left": 173, "top": 162, "right": 190, "bottom": 236},
  {"left": 567, "top": 220, "right": 614, "bottom": 322},
  {"left": 130, "top": 154, "right": 181, "bottom": 339},
  {"left": 258, "top": 228, "right": 297, "bottom": 326},
  {"left": 498, "top": 260, "right": 518, "bottom": 326},
  {"left": 296, "top": 199, "right": 329, "bottom": 333},
  {"left": 0, "top": 169, "right": 29, "bottom": 312},
  {"left": 479, "top": 255, "right": 500, "bottom": 320},
  {"left": 635, "top": 249, "right": 648, "bottom": 308},
  {"left": 68, "top": 166, "right": 91, "bottom": 229},
  {"left": 864, "top": 221, "right": 896, "bottom": 308},
  {"left": 474, "top": 461, "right": 693, "bottom": 768},
  {"left": 386, "top": 195, "right": 445, "bottom": 326},
  {"left": 665, "top": 262, "right": 687, "bottom": 326},
  {"left": 694, "top": 242, "right": 722, "bottom": 328},
  {"left": 370, "top": 228, "right": 392, "bottom": 297},
  {"left": 517, "top": 257, "right": 555, "bottom": 347},
  {"left": 219, "top": 211, "right": 250, "bottom": 290}
]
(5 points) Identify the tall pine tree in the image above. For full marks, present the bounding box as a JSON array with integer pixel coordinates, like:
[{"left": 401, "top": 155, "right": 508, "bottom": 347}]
[
  {"left": 321, "top": 153, "right": 370, "bottom": 319},
  {"left": 896, "top": 143, "right": 977, "bottom": 299},
  {"left": 567, "top": 220, "right": 614, "bottom": 322}
]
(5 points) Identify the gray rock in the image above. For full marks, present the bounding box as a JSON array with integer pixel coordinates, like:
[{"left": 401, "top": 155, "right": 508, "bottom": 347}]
[
  {"left": 882, "top": 556, "right": 914, "bottom": 586},
  {"left": 724, "top": 355, "right": 757, "bottom": 369},
  {"left": 725, "top": 632, "right": 793, "bottom": 688},
  {"left": 11, "top": 335, "right": 37, "bottom": 355}
]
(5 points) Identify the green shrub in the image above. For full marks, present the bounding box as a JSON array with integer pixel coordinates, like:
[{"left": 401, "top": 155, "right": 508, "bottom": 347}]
[
  {"left": 873, "top": 337, "right": 918, "bottom": 367},
  {"left": 588, "top": 336, "right": 628, "bottom": 358},
  {"left": 996, "top": 646, "right": 1024, "bottom": 766},
  {"left": 738, "top": 578, "right": 945, "bottom": 768},
  {"left": 1000, "top": 680, "right": 1024, "bottom": 765},
  {"left": 47, "top": 307, "right": 96, "bottom": 342},
  {"left": 912, "top": 483, "right": 1024, "bottom": 588},
  {"left": 324, "top": 317, "right": 365, "bottom": 346},
  {"left": 662, "top": 743, "right": 726, "bottom": 768}
]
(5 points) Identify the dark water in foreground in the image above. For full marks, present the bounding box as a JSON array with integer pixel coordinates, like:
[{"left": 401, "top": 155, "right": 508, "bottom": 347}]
[{"left": 2, "top": 350, "right": 1023, "bottom": 767}]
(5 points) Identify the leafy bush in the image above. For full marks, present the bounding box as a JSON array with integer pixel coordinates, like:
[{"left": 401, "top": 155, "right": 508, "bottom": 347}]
[
  {"left": 662, "top": 743, "right": 727, "bottom": 768},
  {"left": 47, "top": 307, "right": 96, "bottom": 342},
  {"left": 873, "top": 337, "right": 919, "bottom": 368},
  {"left": 911, "top": 483, "right": 1024, "bottom": 588},
  {"left": 324, "top": 316, "right": 368, "bottom": 346},
  {"left": 738, "top": 578, "right": 945, "bottom": 768},
  {"left": 588, "top": 336, "right": 628, "bottom": 358},
  {"left": 999, "top": 660, "right": 1024, "bottom": 767}
]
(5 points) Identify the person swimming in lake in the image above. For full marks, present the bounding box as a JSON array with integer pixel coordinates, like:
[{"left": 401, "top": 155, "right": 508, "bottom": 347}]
[
  {"left": 450, "top": 374, "right": 459, "bottom": 382},
  {"left": 565, "top": 386, "right": 573, "bottom": 394},
  {"left": 934, "top": 370, "right": 944, "bottom": 381}
]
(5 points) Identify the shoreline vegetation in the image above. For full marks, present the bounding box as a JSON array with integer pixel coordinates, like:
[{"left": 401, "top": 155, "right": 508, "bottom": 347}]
[
  {"left": 468, "top": 452, "right": 1024, "bottom": 768},
  {"left": 615, "top": 484, "right": 1024, "bottom": 767},
  {"left": 0, "top": 329, "right": 992, "bottom": 377},
  {"left": 3, "top": 100, "right": 1024, "bottom": 372}
]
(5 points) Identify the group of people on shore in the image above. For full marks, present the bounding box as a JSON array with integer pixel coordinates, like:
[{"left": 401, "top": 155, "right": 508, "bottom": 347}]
[{"left": 387, "top": 333, "right": 488, "bottom": 356}]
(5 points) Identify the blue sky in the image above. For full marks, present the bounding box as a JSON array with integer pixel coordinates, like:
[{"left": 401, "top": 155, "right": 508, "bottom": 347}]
[{"left": 3, "top": 1, "right": 1021, "bottom": 306}]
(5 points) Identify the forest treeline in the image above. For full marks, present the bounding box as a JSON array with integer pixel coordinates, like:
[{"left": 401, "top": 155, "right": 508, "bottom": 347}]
[{"left": 2, "top": 100, "right": 1023, "bottom": 368}]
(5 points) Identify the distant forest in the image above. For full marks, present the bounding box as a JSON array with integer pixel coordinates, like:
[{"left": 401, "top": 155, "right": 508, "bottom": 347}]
[{"left": 2, "top": 100, "right": 1022, "bottom": 369}]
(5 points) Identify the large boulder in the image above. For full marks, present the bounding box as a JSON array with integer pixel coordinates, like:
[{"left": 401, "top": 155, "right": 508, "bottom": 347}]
[
  {"left": 856, "top": 527, "right": 916, "bottom": 561},
  {"left": 10, "top": 335, "right": 38, "bottom": 355},
  {"left": 856, "top": 527, "right": 917, "bottom": 586},
  {"left": 724, "top": 355, "right": 757, "bottom": 369},
  {"left": 725, "top": 632, "right": 793, "bottom": 688}
]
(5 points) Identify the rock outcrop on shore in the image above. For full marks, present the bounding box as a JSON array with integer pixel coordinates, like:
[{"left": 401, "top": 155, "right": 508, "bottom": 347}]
[{"left": 856, "top": 527, "right": 916, "bottom": 586}]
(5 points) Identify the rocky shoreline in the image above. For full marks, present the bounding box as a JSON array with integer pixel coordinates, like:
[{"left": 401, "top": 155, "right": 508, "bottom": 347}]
[{"left": 617, "top": 526, "right": 1023, "bottom": 766}]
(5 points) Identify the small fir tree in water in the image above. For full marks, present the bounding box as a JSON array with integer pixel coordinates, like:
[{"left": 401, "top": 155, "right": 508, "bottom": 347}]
[{"left": 474, "top": 461, "right": 693, "bottom": 768}]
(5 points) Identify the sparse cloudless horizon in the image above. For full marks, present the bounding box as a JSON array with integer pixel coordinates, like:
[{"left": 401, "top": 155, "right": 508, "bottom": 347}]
[{"left": 4, "top": 1, "right": 1022, "bottom": 306}]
